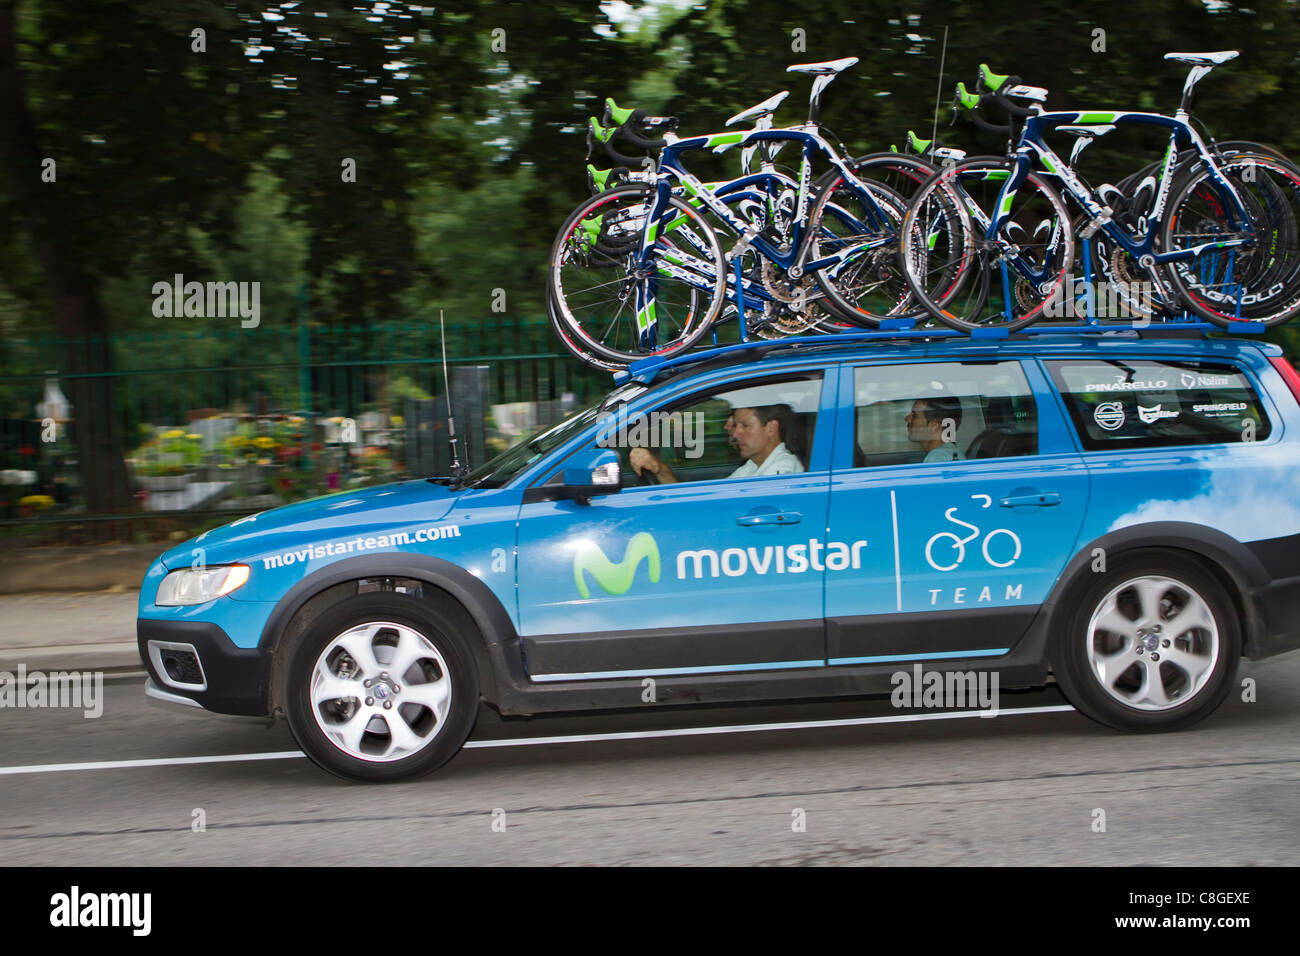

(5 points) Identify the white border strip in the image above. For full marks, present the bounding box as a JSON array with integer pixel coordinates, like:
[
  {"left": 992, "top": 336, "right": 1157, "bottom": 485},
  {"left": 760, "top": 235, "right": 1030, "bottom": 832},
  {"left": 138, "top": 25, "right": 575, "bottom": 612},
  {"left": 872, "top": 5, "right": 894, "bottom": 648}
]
[{"left": 0, "top": 705, "right": 1074, "bottom": 776}]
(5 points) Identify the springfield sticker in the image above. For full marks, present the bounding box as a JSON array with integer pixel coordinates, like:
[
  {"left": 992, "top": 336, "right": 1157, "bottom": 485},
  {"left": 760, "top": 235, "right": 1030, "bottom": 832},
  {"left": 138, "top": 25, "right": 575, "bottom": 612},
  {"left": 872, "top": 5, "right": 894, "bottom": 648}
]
[{"left": 1194, "top": 402, "right": 1248, "bottom": 415}]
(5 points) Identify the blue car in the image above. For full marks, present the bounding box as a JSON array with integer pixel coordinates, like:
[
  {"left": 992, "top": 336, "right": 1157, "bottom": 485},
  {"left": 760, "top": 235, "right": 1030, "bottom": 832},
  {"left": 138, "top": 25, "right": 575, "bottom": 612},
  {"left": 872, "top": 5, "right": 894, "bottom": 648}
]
[{"left": 138, "top": 333, "right": 1300, "bottom": 780}]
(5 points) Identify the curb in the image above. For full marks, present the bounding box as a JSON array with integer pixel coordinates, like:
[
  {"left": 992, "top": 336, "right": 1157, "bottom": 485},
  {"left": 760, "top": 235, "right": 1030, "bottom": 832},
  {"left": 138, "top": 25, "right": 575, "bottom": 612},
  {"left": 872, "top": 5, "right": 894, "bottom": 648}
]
[
  {"left": 0, "top": 545, "right": 157, "bottom": 595},
  {"left": 0, "top": 642, "right": 141, "bottom": 674}
]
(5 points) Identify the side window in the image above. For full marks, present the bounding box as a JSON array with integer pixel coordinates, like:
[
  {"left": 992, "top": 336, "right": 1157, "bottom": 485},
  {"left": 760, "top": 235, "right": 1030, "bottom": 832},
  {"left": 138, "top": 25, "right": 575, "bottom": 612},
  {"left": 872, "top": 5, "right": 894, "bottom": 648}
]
[
  {"left": 850, "top": 361, "right": 1038, "bottom": 468},
  {"left": 1046, "top": 359, "right": 1271, "bottom": 450},
  {"left": 592, "top": 372, "right": 824, "bottom": 485}
]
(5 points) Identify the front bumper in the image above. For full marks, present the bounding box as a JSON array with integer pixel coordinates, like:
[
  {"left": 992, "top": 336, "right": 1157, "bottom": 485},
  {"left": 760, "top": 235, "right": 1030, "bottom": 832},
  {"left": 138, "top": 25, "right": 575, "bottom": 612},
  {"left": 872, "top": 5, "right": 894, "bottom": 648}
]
[{"left": 137, "top": 618, "right": 273, "bottom": 716}]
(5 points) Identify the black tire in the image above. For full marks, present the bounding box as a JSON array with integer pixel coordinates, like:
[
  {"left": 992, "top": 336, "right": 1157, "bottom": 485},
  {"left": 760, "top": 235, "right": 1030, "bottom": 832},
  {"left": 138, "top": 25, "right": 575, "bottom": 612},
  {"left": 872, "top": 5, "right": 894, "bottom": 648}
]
[
  {"left": 282, "top": 592, "right": 480, "bottom": 782},
  {"left": 1161, "top": 152, "right": 1300, "bottom": 327},
  {"left": 1050, "top": 551, "right": 1240, "bottom": 733},
  {"left": 806, "top": 175, "right": 915, "bottom": 327},
  {"left": 899, "top": 157, "right": 1074, "bottom": 333},
  {"left": 548, "top": 184, "right": 724, "bottom": 367}
]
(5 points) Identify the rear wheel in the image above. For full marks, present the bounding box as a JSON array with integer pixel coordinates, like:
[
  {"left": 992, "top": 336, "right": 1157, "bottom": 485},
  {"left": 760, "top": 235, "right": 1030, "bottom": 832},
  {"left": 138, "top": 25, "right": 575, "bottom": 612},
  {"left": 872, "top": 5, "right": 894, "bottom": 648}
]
[
  {"left": 1162, "top": 153, "right": 1300, "bottom": 327},
  {"left": 1050, "top": 552, "right": 1240, "bottom": 732}
]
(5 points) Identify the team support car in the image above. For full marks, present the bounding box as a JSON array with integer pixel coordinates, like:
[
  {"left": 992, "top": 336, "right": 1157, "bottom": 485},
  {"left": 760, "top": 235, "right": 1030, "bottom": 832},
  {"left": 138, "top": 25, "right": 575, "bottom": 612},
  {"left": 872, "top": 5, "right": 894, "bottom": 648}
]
[{"left": 138, "top": 332, "right": 1300, "bottom": 781}]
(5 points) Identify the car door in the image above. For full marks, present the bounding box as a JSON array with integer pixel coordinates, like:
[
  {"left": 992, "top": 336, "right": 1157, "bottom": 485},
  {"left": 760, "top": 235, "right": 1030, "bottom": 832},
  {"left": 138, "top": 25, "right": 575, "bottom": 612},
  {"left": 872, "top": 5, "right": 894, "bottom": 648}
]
[
  {"left": 515, "top": 366, "right": 837, "bottom": 681},
  {"left": 824, "top": 357, "right": 1090, "bottom": 665}
]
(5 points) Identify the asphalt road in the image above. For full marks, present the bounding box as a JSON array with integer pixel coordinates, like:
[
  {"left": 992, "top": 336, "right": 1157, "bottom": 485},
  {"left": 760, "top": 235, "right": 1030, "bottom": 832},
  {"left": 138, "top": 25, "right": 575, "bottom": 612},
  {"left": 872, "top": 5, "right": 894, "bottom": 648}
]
[{"left": 2, "top": 652, "right": 1299, "bottom": 866}]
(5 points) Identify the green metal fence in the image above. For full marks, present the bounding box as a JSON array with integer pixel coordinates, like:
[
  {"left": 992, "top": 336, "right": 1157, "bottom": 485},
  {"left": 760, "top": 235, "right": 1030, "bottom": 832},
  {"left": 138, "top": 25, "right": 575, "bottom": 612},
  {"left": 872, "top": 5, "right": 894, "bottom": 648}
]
[{"left": 0, "top": 317, "right": 610, "bottom": 543}]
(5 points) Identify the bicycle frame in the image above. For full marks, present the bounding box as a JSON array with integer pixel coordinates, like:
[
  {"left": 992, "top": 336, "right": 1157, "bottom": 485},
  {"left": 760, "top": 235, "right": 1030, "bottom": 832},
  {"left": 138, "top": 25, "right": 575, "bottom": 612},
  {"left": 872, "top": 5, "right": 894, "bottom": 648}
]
[{"left": 987, "top": 111, "right": 1255, "bottom": 283}]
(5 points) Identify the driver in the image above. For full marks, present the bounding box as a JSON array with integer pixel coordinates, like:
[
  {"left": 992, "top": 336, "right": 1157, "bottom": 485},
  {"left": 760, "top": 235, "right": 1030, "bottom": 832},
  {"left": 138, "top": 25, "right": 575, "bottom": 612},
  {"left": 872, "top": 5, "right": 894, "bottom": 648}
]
[{"left": 629, "top": 404, "right": 801, "bottom": 483}]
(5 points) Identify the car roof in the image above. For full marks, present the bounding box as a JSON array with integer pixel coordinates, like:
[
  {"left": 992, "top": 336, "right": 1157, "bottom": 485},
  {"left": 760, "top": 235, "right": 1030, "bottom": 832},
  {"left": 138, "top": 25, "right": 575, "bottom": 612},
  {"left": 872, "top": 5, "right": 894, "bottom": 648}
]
[{"left": 619, "top": 330, "right": 1283, "bottom": 390}]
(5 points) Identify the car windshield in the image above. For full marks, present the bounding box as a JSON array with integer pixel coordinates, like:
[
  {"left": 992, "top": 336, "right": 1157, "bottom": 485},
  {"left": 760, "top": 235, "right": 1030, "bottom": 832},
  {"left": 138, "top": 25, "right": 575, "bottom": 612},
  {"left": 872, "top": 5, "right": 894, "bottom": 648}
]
[{"left": 460, "top": 382, "right": 647, "bottom": 489}]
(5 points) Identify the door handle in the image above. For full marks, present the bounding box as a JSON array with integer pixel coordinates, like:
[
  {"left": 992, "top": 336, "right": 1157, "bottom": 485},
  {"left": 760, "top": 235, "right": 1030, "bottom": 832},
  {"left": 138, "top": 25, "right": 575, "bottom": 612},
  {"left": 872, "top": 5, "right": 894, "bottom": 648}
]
[
  {"left": 999, "top": 493, "right": 1061, "bottom": 507},
  {"left": 736, "top": 511, "right": 802, "bottom": 526}
]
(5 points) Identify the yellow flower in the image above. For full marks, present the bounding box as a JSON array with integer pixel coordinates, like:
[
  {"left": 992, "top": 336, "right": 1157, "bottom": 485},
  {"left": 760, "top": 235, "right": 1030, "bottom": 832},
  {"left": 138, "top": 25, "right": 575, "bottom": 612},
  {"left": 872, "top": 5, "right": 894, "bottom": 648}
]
[
  {"left": 253, "top": 436, "right": 277, "bottom": 449},
  {"left": 19, "top": 495, "right": 54, "bottom": 510},
  {"left": 186, "top": 433, "right": 202, "bottom": 441},
  {"left": 163, "top": 429, "right": 185, "bottom": 439},
  {"left": 256, "top": 458, "right": 272, "bottom": 466}
]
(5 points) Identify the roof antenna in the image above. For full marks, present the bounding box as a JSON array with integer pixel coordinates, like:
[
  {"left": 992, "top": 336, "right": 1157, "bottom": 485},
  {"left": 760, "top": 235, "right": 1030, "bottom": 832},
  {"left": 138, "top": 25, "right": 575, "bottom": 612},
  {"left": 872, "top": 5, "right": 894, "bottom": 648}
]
[
  {"left": 931, "top": 24, "right": 949, "bottom": 152},
  {"left": 439, "top": 309, "right": 466, "bottom": 486}
]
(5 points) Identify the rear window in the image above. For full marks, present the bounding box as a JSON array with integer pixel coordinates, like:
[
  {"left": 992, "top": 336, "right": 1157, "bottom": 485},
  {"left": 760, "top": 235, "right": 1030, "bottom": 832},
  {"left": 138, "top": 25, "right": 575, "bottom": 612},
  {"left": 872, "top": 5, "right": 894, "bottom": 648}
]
[{"left": 1046, "top": 358, "right": 1271, "bottom": 450}]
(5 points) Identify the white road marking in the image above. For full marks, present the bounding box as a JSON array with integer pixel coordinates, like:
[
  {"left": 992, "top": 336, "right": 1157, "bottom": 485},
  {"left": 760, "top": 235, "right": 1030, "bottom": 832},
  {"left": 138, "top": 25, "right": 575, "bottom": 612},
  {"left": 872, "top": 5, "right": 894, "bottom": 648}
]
[
  {"left": 890, "top": 489, "right": 902, "bottom": 611},
  {"left": 0, "top": 705, "right": 1075, "bottom": 776}
]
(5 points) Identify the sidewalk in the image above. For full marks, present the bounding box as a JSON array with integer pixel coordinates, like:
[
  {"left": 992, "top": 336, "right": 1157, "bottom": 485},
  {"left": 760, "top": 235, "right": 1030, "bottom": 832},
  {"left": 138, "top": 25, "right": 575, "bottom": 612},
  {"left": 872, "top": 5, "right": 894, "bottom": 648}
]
[{"left": 0, "top": 590, "right": 141, "bottom": 673}]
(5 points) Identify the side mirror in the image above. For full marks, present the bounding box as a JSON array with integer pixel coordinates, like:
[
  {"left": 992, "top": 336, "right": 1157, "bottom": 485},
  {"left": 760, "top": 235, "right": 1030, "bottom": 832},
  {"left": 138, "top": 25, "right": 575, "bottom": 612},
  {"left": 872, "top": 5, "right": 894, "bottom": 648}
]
[{"left": 561, "top": 448, "right": 622, "bottom": 504}]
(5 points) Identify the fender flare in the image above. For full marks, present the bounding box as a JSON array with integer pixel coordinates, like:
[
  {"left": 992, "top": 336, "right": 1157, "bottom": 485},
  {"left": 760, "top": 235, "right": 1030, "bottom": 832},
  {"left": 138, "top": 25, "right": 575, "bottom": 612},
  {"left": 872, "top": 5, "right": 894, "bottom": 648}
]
[
  {"left": 257, "top": 553, "right": 521, "bottom": 701},
  {"left": 1041, "top": 521, "right": 1269, "bottom": 650}
]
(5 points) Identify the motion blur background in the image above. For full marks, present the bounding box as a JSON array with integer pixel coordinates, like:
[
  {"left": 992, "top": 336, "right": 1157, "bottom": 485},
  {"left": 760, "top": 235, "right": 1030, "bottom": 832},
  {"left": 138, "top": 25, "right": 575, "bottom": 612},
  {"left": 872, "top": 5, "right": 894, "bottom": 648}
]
[{"left": 3, "top": 0, "right": 1299, "bottom": 544}]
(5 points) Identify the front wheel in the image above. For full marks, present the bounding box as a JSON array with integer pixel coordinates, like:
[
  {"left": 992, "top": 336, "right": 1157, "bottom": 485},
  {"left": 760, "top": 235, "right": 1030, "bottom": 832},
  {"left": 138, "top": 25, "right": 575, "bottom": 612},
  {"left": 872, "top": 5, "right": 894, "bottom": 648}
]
[
  {"left": 1050, "top": 552, "right": 1240, "bottom": 732},
  {"left": 900, "top": 158, "right": 1075, "bottom": 333},
  {"left": 283, "top": 592, "right": 480, "bottom": 782},
  {"left": 548, "top": 184, "right": 726, "bottom": 367},
  {"left": 805, "top": 175, "right": 920, "bottom": 327}
]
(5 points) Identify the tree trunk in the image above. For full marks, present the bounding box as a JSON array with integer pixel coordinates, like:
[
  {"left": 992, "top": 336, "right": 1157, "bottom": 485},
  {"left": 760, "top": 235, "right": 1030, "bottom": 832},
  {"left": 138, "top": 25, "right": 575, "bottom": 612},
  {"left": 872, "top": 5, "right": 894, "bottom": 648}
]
[{"left": 0, "top": 0, "right": 131, "bottom": 513}]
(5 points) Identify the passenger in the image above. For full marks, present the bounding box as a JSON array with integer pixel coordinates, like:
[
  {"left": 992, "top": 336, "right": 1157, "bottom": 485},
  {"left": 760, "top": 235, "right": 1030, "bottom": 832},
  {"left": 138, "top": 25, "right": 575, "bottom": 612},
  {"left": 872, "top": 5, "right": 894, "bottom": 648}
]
[
  {"left": 906, "top": 396, "right": 965, "bottom": 462},
  {"left": 630, "top": 404, "right": 801, "bottom": 483}
]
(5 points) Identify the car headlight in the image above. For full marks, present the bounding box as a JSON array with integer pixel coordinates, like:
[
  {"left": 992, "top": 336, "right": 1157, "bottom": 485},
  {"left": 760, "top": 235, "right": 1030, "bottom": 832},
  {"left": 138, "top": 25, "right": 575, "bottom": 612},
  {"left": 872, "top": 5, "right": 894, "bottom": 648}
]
[{"left": 156, "top": 565, "right": 250, "bottom": 606}]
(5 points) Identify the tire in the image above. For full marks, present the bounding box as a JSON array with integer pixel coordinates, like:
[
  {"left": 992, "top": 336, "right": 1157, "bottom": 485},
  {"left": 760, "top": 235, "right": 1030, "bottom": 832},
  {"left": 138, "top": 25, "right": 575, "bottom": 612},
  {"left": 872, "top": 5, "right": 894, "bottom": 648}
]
[
  {"left": 1050, "top": 551, "right": 1240, "bottom": 733},
  {"left": 283, "top": 592, "right": 480, "bottom": 782},
  {"left": 548, "top": 184, "right": 725, "bottom": 367},
  {"left": 900, "top": 157, "right": 1075, "bottom": 333},
  {"left": 1161, "top": 152, "right": 1300, "bottom": 327},
  {"left": 806, "top": 175, "right": 916, "bottom": 327}
]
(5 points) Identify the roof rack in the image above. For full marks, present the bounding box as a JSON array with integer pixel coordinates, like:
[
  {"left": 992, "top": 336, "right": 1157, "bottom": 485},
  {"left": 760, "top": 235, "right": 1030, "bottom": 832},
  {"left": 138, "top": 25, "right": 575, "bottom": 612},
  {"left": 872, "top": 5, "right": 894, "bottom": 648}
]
[{"left": 613, "top": 317, "right": 1268, "bottom": 385}]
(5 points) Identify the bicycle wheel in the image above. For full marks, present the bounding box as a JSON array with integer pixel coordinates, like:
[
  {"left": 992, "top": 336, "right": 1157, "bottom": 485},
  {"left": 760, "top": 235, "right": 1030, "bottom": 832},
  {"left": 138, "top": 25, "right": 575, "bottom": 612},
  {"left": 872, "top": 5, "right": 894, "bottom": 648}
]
[
  {"left": 1162, "top": 153, "right": 1300, "bottom": 327},
  {"left": 805, "top": 176, "right": 918, "bottom": 327},
  {"left": 549, "top": 184, "right": 726, "bottom": 366},
  {"left": 900, "top": 158, "right": 1075, "bottom": 333},
  {"left": 816, "top": 152, "right": 937, "bottom": 202}
]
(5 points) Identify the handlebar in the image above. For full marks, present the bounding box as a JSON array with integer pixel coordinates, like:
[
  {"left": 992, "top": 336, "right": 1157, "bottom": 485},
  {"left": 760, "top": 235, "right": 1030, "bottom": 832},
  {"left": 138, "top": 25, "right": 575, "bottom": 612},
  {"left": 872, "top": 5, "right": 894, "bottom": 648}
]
[
  {"left": 587, "top": 117, "right": 645, "bottom": 165},
  {"left": 586, "top": 99, "right": 679, "bottom": 165},
  {"left": 952, "top": 81, "right": 1011, "bottom": 137}
]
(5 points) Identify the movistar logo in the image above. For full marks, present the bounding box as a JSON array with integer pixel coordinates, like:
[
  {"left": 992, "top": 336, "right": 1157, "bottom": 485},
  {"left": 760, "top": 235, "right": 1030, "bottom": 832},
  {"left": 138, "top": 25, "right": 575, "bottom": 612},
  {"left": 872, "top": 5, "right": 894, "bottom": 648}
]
[{"left": 572, "top": 532, "right": 661, "bottom": 598}]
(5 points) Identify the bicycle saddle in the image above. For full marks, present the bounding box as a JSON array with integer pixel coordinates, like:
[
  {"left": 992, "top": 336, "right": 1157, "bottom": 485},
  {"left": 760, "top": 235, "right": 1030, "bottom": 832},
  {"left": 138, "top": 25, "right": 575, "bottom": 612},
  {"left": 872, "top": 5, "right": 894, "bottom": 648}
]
[
  {"left": 726, "top": 91, "right": 790, "bottom": 127},
  {"left": 786, "top": 56, "right": 859, "bottom": 75},
  {"left": 1163, "top": 50, "right": 1238, "bottom": 66}
]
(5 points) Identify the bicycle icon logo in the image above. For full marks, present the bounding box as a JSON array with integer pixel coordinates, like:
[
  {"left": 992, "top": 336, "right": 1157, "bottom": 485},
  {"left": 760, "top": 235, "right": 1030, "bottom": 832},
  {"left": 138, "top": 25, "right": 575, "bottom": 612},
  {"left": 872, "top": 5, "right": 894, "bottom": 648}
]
[{"left": 924, "top": 494, "right": 1023, "bottom": 572}]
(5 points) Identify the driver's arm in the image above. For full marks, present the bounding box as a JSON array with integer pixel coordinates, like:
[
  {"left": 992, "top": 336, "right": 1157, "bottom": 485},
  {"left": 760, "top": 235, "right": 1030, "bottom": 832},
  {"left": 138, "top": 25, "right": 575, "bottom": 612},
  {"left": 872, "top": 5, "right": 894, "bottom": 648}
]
[{"left": 628, "top": 447, "right": 681, "bottom": 483}]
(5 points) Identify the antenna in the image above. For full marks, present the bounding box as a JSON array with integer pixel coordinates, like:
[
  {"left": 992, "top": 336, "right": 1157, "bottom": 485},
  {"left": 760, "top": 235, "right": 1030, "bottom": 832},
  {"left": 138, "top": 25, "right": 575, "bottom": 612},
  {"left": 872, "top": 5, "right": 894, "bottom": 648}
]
[
  {"left": 439, "top": 309, "right": 465, "bottom": 482},
  {"left": 930, "top": 24, "right": 949, "bottom": 154}
]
